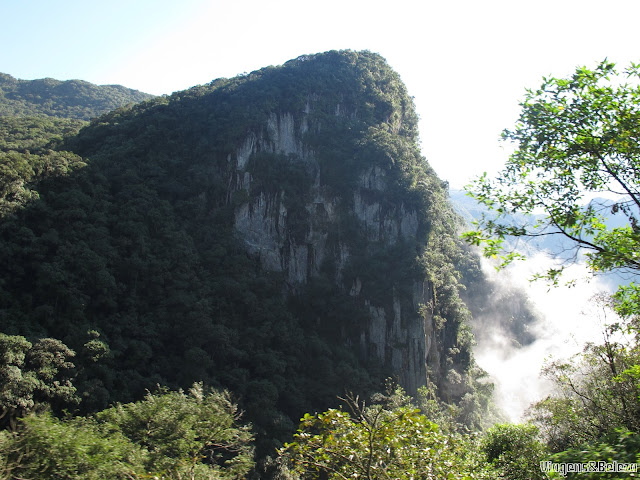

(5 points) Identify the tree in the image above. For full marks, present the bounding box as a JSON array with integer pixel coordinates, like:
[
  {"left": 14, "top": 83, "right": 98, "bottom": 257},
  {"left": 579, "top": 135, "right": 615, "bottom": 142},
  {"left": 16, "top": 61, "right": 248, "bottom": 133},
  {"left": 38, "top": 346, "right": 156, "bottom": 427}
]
[
  {"left": 463, "top": 60, "right": 640, "bottom": 289},
  {"left": 279, "top": 391, "right": 493, "bottom": 480},
  {"left": 480, "top": 423, "right": 548, "bottom": 480},
  {"left": 0, "top": 334, "right": 77, "bottom": 427},
  {"left": 97, "top": 383, "right": 255, "bottom": 480},
  {"left": 0, "top": 335, "right": 37, "bottom": 424},
  {"left": 0, "top": 412, "right": 148, "bottom": 480},
  {"left": 527, "top": 295, "right": 640, "bottom": 451},
  {"left": 549, "top": 429, "right": 640, "bottom": 479},
  {"left": 463, "top": 59, "right": 640, "bottom": 476},
  {"left": 523, "top": 295, "right": 640, "bottom": 480},
  {"left": 0, "top": 383, "right": 255, "bottom": 480}
]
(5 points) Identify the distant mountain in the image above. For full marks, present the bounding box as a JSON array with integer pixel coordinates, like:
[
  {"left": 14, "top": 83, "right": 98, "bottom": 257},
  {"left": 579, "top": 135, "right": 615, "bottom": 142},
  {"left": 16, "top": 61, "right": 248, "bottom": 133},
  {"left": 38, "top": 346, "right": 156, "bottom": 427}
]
[
  {"left": 448, "top": 189, "right": 560, "bottom": 256},
  {"left": 450, "top": 189, "right": 632, "bottom": 250},
  {"left": 0, "top": 73, "right": 155, "bottom": 120},
  {"left": 0, "top": 51, "right": 525, "bottom": 451},
  {"left": 449, "top": 188, "right": 632, "bottom": 289}
]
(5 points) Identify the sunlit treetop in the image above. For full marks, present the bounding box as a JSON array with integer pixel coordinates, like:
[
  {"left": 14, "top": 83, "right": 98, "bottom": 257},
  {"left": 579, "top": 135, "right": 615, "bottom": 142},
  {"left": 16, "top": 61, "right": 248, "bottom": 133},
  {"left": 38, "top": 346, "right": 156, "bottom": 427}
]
[{"left": 464, "top": 60, "right": 640, "bottom": 297}]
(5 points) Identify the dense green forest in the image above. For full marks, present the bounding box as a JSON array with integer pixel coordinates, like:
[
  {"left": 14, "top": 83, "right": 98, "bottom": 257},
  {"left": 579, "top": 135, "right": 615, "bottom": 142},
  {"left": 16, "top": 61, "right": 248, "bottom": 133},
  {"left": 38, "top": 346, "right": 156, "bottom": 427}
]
[
  {"left": 0, "top": 73, "right": 155, "bottom": 120},
  {"left": 0, "top": 52, "right": 638, "bottom": 478}
]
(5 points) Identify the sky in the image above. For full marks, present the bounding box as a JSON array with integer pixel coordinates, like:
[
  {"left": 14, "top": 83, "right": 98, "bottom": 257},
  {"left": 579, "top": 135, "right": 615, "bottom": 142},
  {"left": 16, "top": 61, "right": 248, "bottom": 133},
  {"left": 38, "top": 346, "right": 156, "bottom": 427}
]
[
  {"left": 4, "top": 0, "right": 640, "bottom": 189},
  {"left": 3, "top": 0, "right": 639, "bottom": 418}
]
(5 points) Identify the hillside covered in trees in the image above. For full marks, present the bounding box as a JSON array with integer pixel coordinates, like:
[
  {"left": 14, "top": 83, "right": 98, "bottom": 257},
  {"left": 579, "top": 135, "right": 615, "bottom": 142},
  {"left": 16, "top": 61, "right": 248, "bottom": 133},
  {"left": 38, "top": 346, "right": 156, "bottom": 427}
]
[
  {"left": 2, "top": 51, "right": 636, "bottom": 478},
  {"left": 0, "top": 73, "right": 155, "bottom": 120},
  {"left": 1, "top": 48, "right": 494, "bottom": 430}
]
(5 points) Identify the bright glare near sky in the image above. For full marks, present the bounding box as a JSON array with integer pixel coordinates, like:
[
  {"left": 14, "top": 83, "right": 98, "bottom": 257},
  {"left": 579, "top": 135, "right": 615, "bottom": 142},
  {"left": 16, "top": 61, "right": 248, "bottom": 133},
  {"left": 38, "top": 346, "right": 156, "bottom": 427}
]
[{"left": 3, "top": 0, "right": 640, "bottom": 189}]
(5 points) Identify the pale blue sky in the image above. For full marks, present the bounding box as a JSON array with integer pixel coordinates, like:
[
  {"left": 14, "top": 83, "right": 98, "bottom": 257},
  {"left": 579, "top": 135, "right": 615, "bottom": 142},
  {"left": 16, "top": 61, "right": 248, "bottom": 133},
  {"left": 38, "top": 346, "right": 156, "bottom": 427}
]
[{"left": 3, "top": 0, "right": 640, "bottom": 188}]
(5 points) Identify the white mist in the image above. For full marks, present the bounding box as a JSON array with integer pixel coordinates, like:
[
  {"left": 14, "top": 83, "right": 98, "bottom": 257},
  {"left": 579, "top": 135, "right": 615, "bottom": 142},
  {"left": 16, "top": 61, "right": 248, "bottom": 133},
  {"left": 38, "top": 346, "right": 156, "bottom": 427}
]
[{"left": 472, "top": 253, "right": 616, "bottom": 422}]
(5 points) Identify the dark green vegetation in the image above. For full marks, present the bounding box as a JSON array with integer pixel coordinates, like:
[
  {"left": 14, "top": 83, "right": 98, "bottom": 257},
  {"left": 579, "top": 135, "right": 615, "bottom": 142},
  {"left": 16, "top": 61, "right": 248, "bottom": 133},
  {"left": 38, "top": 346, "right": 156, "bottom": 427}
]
[
  {"left": 0, "top": 73, "right": 155, "bottom": 120},
  {"left": 2, "top": 51, "right": 637, "bottom": 478},
  {"left": 0, "top": 51, "right": 514, "bottom": 476}
]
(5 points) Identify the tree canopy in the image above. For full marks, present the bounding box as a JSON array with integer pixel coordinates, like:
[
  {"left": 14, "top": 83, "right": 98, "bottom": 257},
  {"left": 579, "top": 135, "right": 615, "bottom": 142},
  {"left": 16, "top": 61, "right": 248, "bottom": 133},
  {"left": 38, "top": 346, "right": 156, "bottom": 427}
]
[
  {"left": 0, "top": 383, "right": 254, "bottom": 479},
  {"left": 464, "top": 60, "right": 640, "bottom": 288},
  {"left": 280, "top": 388, "right": 493, "bottom": 480},
  {"left": 0, "top": 73, "right": 155, "bottom": 120},
  {"left": 465, "top": 60, "right": 640, "bottom": 477},
  {"left": 0, "top": 50, "right": 495, "bottom": 456}
]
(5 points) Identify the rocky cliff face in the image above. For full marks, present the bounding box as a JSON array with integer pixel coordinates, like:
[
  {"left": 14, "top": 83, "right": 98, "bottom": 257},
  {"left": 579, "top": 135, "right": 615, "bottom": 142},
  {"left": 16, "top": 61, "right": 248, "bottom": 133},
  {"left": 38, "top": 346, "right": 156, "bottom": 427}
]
[
  {"left": 44, "top": 49, "right": 474, "bottom": 414},
  {"left": 229, "top": 105, "right": 441, "bottom": 394}
]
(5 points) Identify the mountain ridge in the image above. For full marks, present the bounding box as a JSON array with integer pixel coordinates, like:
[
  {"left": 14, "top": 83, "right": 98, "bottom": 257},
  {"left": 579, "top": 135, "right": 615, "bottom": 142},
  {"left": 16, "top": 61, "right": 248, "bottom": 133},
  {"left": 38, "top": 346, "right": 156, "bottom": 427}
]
[
  {"left": 0, "top": 50, "right": 501, "bottom": 447},
  {"left": 0, "top": 72, "right": 155, "bottom": 120}
]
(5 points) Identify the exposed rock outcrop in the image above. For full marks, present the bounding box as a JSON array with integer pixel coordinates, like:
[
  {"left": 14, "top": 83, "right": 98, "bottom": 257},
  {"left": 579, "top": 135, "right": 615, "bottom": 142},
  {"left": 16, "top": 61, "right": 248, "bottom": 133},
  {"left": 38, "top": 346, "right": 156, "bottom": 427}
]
[
  {"left": 231, "top": 108, "right": 437, "bottom": 394},
  {"left": 61, "top": 49, "right": 474, "bottom": 406}
]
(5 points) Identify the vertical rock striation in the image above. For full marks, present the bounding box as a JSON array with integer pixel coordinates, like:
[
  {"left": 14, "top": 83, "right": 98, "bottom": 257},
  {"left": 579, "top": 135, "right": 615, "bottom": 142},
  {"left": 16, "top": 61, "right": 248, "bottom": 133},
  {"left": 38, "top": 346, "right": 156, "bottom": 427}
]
[
  {"left": 228, "top": 79, "right": 450, "bottom": 394},
  {"left": 66, "top": 49, "right": 474, "bottom": 406}
]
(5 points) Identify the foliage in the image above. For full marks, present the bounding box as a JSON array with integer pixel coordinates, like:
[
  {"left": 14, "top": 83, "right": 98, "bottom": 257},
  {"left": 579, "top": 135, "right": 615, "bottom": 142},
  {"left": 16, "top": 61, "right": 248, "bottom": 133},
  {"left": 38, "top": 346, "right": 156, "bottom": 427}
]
[
  {"left": 0, "top": 384, "right": 254, "bottom": 480},
  {"left": 0, "top": 115, "right": 87, "bottom": 217},
  {"left": 0, "top": 411, "right": 147, "bottom": 480},
  {"left": 0, "top": 333, "right": 77, "bottom": 426},
  {"left": 0, "top": 116, "right": 86, "bottom": 153},
  {"left": 0, "top": 72, "right": 155, "bottom": 120},
  {"left": 548, "top": 429, "right": 640, "bottom": 479},
  {"left": 522, "top": 294, "right": 640, "bottom": 480},
  {"left": 0, "top": 382, "right": 538, "bottom": 480},
  {"left": 463, "top": 63, "right": 640, "bottom": 473},
  {"left": 480, "top": 423, "right": 549, "bottom": 480},
  {"left": 415, "top": 191, "right": 504, "bottom": 412},
  {"left": 463, "top": 60, "right": 640, "bottom": 290},
  {"left": 415, "top": 369, "right": 504, "bottom": 435},
  {"left": 0, "top": 149, "right": 86, "bottom": 216},
  {"left": 527, "top": 296, "right": 640, "bottom": 452},
  {"left": 280, "top": 389, "right": 494, "bottom": 480},
  {"left": 98, "top": 383, "right": 255, "bottom": 479}
]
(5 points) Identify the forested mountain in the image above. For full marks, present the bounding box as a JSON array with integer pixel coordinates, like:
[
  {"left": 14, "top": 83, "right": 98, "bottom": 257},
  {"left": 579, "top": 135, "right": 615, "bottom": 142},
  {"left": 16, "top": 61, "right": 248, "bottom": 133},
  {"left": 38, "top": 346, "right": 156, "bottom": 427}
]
[
  {"left": 2, "top": 51, "right": 638, "bottom": 479},
  {"left": 0, "top": 73, "right": 155, "bottom": 120},
  {"left": 0, "top": 50, "right": 527, "bottom": 463}
]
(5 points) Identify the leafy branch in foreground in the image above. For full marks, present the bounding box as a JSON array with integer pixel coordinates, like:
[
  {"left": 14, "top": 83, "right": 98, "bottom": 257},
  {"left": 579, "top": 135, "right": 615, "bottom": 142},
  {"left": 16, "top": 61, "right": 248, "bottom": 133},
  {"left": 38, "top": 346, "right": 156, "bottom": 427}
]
[
  {"left": 463, "top": 60, "right": 640, "bottom": 286},
  {"left": 279, "top": 390, "right": 493, "bottom": 479}
]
